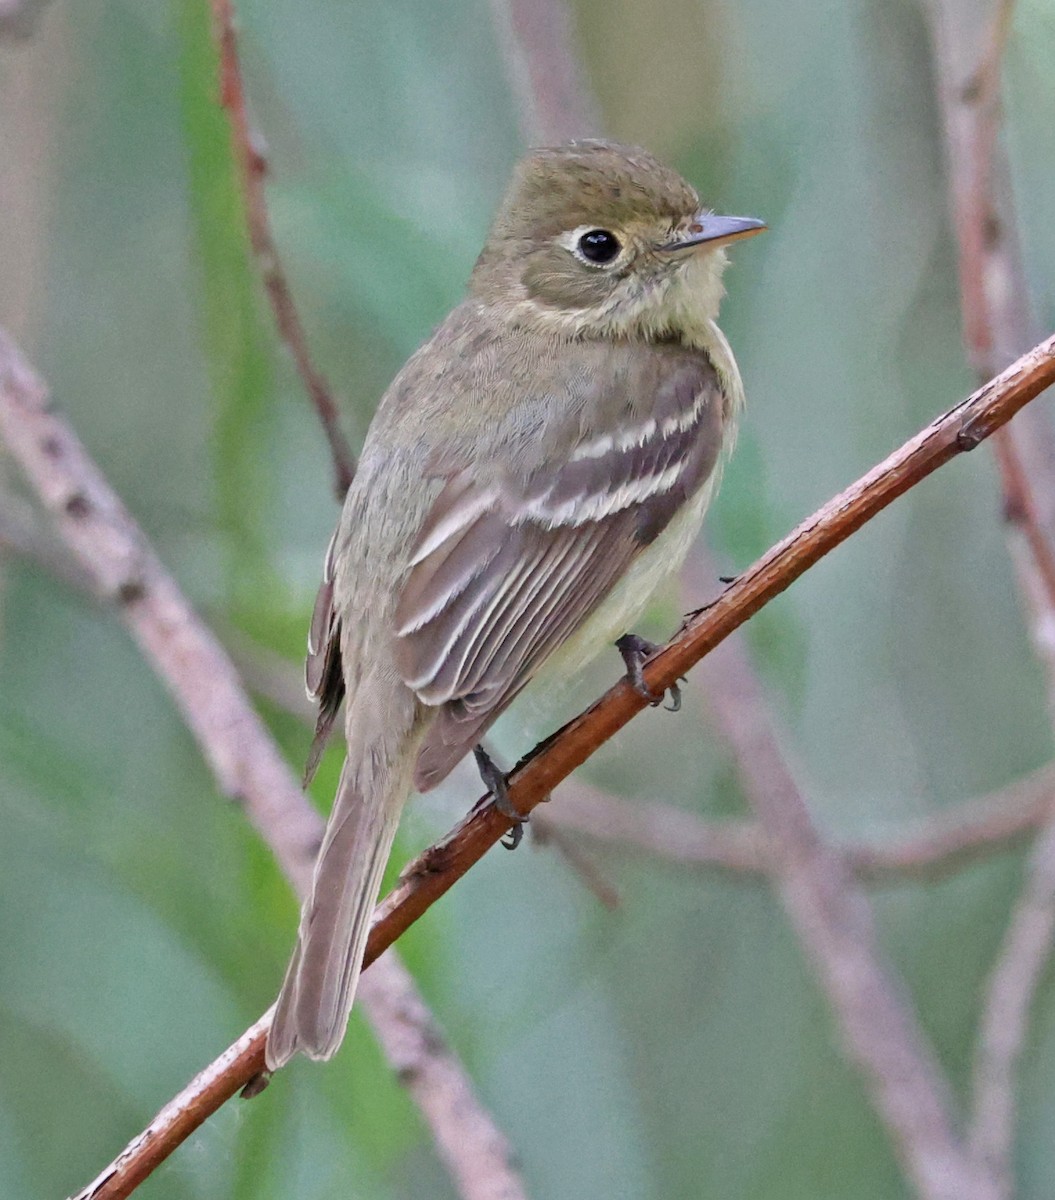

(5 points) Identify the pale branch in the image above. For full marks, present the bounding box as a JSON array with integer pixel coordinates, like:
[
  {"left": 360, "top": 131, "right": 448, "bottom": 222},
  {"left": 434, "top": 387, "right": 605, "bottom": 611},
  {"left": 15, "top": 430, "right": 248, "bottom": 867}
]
[
  {"left": 34, "top": 325, "right": 1055, "bottom": 1189},
  {"left": 0, "top": 331, "right": 322, "bottom": 895},
  {"left": 7, "top": 505, "right": 1046, "bottom": 888},
  {"left": 692, "top": 630, "right": 974, "bottom": 1199},
  {"left": 207, "top": 0, "right": 356, "bottom": 497},
  {"left": 3, "top": 503, "right": 1046, "bottom": 891},
  {"left": 540, "top": 783, "right": 769, "bottom": 874},
  {"left": 0, "top": 330, "right": 526, "bottom": 1200},
  {"left": 357, "top": 960, "right": 526, "bottom": 1200},
  {"left": 487, "top": 0, "right": 600, "bottom": 144},
  {"left": 528, "top": 816, "right": 622, "bottom": 909},
  {"left": 970, "top": 820, "right": 1055, "bottom": 1188},
  {"left": 926, "top": 4, "right": 1055, "bottom": 1193},
  {"left": 201, "top": 629, "right": 1055, "bottom": 884},
  {"left": 845, "top": 767, "right": 1055, "bottom": 881},
  {"left": 548, "top": 766, "right": 1055, "bottom": 883},
  {"left": 480, "top": 12, "right": 993, "bottom": 1189}
]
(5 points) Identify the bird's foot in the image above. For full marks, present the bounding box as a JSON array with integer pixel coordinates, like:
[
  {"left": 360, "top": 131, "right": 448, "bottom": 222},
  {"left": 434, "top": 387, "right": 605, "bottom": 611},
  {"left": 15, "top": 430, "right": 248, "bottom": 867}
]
[
  {"left": 473, "top": 744, "right": 528, "bottom": 850},
  {"left": 615, "top": 633, "right": 684, "bottom": 713}
]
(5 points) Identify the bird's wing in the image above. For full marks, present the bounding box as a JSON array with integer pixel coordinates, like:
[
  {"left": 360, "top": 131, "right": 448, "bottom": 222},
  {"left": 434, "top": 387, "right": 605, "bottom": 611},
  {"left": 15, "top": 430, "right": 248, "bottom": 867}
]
[
  {"left": 394, "top": 352, "right": 728, "bottom": 791},
  {"left": 303, "top": 525, "right": 345, "bottom": 784}
]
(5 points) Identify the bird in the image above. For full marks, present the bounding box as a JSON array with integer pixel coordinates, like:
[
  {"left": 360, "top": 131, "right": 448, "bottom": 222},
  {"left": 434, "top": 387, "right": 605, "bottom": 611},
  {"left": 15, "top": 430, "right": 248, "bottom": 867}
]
[{"left": 266, "top": 138, "right": 764, "bottom": 1068}]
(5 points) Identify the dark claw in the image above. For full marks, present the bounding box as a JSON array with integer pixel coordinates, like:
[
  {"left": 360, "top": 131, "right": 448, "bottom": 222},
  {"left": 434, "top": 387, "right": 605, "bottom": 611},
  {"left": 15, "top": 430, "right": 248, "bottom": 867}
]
[
  {"left": 473, "top": 744, "right": 527, "bottom": 850},
  {"left": 501, "top": 822, "right": 525, "bottom": 851},
  {"left": 616, "top": 633, "right": 684, "bottom": 711}
]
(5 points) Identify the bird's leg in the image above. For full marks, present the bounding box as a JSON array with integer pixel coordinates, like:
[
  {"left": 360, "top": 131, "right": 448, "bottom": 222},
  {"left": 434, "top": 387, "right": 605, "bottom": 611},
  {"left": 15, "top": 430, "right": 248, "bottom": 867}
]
[
  {"left": 615, "top": 633, "right": 684, "bottom": 713},
  {"left": 473, "top": 744, "right": 527, "bottom": 850}
]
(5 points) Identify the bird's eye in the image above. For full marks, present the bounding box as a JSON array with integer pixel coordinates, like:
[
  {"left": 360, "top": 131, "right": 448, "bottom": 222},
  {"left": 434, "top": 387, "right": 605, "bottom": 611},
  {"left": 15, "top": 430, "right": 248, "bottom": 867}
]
[{"left": 576, "top": 229, "right": 622, "bottom": 265}]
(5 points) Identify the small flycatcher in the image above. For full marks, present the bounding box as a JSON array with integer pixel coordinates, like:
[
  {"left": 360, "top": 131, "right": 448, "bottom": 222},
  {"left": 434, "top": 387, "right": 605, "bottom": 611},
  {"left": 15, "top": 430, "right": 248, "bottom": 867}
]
[{"left": 267, "top": 140, "right": 764, "bottom": 1068}]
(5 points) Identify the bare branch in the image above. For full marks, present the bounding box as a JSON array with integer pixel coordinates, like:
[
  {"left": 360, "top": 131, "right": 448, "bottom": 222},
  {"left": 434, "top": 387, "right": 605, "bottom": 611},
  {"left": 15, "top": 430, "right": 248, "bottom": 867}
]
[
  {"left": 971, "top": 821, "right": 1055, "bottom": 1186},
  {"left": 184, "top": 633, "right": 1055, "bottom": 884},
  {"left": 925, "top": 4, "right": 1055, "bottom": 1191},
  {"left": 541, "top": 783, "right": 768, "bottom": 874},
  {"left": 0, "top": 331, "right": 525, "bottom": 1200},
  {"left": 487, "top": 0, "right": 600, "bottom": 143},
  {"left": 529, "top": 815, "right": 622, "bottom": 909},
  {"left": 357, "top": 960, "right": 526, "bottom": 1200},
  {"left": 70, "top": 1011, "right": 273, "bottom": 1200},
  {"left": 846, "top": 768, "right": 1055, "bottom": 881},
  {"left": 550, "top": 766, "right": 1055, "bottom": 884},
  {"left": 0, "top": 328, "right": 322, "bottom": 894},
  {"left": 695, "top": 630, "right": 977, "bottom": 1198},
  {"left": 28, "top": 325, "right": 1055, "bottom": 1191},
  {"left": 207, "top": 0, "right": 356, "bottom": 497}
]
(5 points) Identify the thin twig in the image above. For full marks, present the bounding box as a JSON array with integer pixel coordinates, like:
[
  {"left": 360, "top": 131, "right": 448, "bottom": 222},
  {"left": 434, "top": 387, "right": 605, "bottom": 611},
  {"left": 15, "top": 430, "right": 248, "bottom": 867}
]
[
  {"left": 207, "top": 0, "right": 356, "bottom": 497},
  {"left": 16, "top": 524, "right": 1042, "bottom": 890},
  {"left": 551, "top": 766, "right": 1055, "bottom": 884},
  {"left": 0, "top": 333, "right": 322, "bottom": 893},
  {"left": 1, "top": 513, "right": 1043, "bottom": 893},
  {"left": 697, "top": 630, "right": 978, "bottom": 1199},
  {"left": 542, "top": 783, "right": 769, "bottom": 874},
  {"left": 32, "top": 327, "right": 1055, "bottom": 1193},
  {"left": 529, "top": 816, "right": 621, "bottom": 909},
  {"left": 846, "top": 768, "right": 1055, "bottom": 881},
  {"left": 487, "top": 0, "right": 600, "bottom": 143},
  {"left": 970, "top": 821, "right": 1055, "bottom": 1184},
  {"left": 145, "top": 632, "right": 1055, "bottom": 885},
  {"left": 0, "top": 331, "right": 526, "bottom": 1200},
  {"left": 925, "top": 4, "right": 1055, "bottom": 1192},
  {"left": 357, "top": 960, "right": 525, "bottom": 1200}
]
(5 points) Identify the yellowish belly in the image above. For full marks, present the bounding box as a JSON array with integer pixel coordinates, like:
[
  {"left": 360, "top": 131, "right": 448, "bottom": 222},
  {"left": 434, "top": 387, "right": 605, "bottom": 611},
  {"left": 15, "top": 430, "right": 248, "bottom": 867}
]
[{"left": 532, "top": 473, "right": 717, "bottom": 687}]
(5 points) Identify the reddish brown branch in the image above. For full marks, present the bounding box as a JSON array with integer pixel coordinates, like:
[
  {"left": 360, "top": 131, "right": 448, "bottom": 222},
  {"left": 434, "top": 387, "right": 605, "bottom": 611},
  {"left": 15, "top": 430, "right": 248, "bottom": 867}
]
[
  {"left": 31, "top": 327, "right": 1055, "bottom": 1195},
  {"left": 106, "top": 627, "right": 1055, "bottom": 885},
  {"left": 208, "top": 0, "right": 356, "bottom": 497},
  {"left": 70, "top": 1012, "right": 272, "bottom": 1200},
  {"left": 210, "top": 608, "right": 1055, "bottom": 887}
]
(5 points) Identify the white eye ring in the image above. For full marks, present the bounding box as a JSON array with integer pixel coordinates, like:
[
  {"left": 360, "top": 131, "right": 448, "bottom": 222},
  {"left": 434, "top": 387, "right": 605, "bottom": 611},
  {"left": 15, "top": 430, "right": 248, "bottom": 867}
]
[{"left": 560, "top": 225, "right": 625, "bottom": 268}]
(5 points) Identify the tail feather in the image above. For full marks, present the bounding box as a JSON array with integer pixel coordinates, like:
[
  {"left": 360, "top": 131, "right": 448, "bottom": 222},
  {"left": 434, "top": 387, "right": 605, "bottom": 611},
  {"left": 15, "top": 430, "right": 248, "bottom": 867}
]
[{"left": 267, "top": 754, "right": 407, "bottom": 1068}]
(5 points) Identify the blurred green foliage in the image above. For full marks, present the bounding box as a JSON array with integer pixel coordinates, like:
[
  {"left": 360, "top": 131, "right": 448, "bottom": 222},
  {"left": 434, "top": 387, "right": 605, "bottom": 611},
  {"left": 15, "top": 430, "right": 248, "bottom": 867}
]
[{"left": 1, "top": 0, "right": 1054, "bottom": 1197}]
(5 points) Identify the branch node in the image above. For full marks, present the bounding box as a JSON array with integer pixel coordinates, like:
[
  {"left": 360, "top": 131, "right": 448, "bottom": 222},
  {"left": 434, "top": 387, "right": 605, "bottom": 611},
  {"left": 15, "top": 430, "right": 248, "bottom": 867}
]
[
  {"left": 116, "top": 578, "right": 146, "bottom": 606},
  {"left": 957, "top": 417, "right": 988, "bottom": 451},
  {"left": 240, "top": 1071, "right": 271, "bottom": 1099},
  {"left": 64, "top": 492, "right": 91, "bottom": 518}
]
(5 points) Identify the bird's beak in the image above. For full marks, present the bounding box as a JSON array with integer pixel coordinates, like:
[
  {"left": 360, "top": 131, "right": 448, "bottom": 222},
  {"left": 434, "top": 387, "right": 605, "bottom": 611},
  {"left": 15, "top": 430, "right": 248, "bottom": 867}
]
[{"left": 656, "top": 214, "right": 767, "bottom": 253}]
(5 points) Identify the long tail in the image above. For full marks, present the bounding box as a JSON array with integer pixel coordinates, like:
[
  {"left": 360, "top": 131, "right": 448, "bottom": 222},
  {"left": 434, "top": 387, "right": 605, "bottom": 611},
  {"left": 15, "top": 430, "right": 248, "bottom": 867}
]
[{"left": 267, "top": 750, "right": 410, "bottom": 1068}]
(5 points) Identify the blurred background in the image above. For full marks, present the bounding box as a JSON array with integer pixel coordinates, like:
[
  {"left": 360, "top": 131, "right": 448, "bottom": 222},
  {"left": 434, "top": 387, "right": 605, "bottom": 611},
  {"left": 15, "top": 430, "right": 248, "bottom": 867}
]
[{"left": 2, "top": 0, "right": 1055, "bottom": 1197}]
